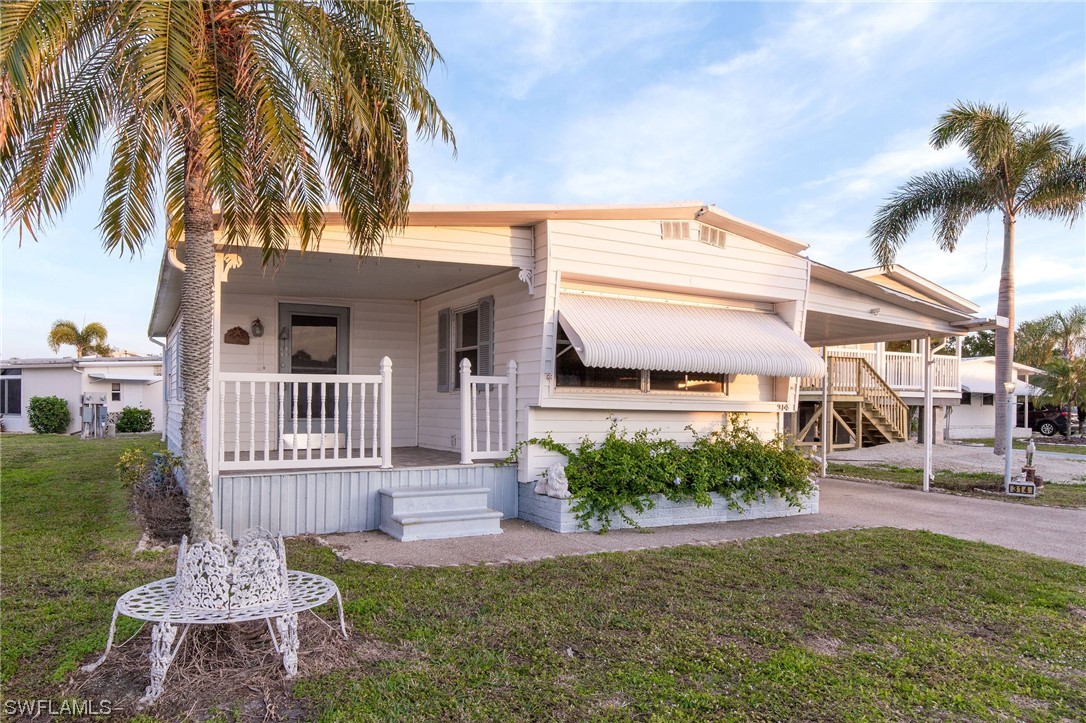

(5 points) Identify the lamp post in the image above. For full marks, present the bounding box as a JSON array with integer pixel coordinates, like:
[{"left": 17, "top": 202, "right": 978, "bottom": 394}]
[{"left": 1003, "top": 381, "right": 1017, "bottom": 495}]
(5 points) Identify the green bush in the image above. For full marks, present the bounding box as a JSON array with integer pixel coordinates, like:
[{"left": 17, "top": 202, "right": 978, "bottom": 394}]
[
  {"left": 27, "top": 396, "right": 71, "bottom": 434},
  {"left": 509, "top": 416, "right": 815, "bottom": 531},
  {"left": 115, "top": 406, "right": 154, "bottom": 433}
]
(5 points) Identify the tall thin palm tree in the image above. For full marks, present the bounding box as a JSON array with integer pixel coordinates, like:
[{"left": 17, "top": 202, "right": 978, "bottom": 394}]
[
  {"left": 1048, "top": 305, "right": 1086, "bottom": 360},
  {"left": 869, "top": 102, "right": 1086, "bottom": 455},
  {"left": 2, "top": 1, "right": 454, "bottom": 540},
  {"left": 47, "top": 319, "right": 112, "bottom": 357}
]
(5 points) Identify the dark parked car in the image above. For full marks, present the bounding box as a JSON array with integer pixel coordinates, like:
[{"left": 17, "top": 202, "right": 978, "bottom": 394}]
[{"left": 1019, "top": 405, "right": 1070, "bottom": 436}]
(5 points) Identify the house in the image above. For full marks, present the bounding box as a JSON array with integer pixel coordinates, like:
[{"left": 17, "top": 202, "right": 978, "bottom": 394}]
[
  {"left": 947, "top": 357, "right": 1045, "bottom": 439},
  {"left": 0, "top": 355, "right": 164, "bottom": 434},
  {"left": 147, "top": 203, "right": 986, "bottom": 538},
  {"left": 793, "top": 264, "right": 981, "bottom": 449}
]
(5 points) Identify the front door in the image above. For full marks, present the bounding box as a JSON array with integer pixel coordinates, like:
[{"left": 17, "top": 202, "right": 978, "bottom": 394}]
[{"left": 278, "top": 304, "right": 350, "bottom": 437}]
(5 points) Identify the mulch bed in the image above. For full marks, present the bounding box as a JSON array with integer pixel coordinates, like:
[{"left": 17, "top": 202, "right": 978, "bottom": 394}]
[{"left": 64, "top": 613, "right": 413, "bottom": 721}]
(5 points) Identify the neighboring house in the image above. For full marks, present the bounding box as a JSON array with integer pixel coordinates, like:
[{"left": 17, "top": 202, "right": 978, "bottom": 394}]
[
  {"left": 148, "top": 203, "right": 985, "bottom": 538},
  {"left": 0, "top": 356, "right": 164, "bottom": 434},
  {"left": 794, "top": 264, "right": 980, "bottom": 449},
  {"left": 947, "top": 357, "right": 1044, "bottom": 440}
]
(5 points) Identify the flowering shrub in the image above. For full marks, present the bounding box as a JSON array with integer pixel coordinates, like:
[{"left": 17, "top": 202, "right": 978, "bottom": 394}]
[{"left": 508, "top": 416, "right": 815, "bottom": 531}]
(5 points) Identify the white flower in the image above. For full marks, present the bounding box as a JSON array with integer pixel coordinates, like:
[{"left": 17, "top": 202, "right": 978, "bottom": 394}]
[{"left": 673, "top": 477, "right": 682, "bottom": 486}]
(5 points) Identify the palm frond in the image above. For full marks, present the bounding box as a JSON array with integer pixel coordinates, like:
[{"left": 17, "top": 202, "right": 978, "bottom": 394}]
[
  {"left": 1017, "top": 146, "right": 1086, "bottom": 223},
  {"left": 868, "top": 168, "right": 994, "bottom": 268},
  {"left": 930, "top": 100, "right": 1024, "bottom": 175}
]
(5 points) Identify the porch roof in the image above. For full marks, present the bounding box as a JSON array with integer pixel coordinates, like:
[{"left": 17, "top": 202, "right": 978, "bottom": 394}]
[
  {"left": 558, "top": 293, "right": 827, "bottom": 378},
  {"left": 806, "top": 262, "right": 985, "bottom": 346}
]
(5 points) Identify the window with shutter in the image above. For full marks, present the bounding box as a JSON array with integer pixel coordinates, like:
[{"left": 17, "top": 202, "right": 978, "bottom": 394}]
[{"left": 442, "top": 298, "right": 496, "bottom": 391}]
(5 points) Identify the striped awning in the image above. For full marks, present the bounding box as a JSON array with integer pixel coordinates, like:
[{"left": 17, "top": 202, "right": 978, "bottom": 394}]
[{"left": 558, "top": 294, "right": 826, "bottom": 378}]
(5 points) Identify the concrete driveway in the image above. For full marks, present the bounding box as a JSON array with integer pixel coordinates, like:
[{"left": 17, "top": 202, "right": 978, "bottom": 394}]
[{"left": 323, "top": 478, "right": 1085, "bottom": 568}]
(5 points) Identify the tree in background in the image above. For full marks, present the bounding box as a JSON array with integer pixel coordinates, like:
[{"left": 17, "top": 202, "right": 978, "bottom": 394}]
[
  {"left": 1037, "top": 357, "right": 1086, "bottom": 438},
  {"left": 1015, "top": 317, "right": 1057, "bottom": 369},
  {"left": 1048, "top": 305, "right": 1086, "bottom": 360},
  {"left": 46, "top": 320, "right": 112, "bottom": 357},
  {"left": 2, "top": 1, "right": 453, "bottom": 541},
  {"left": 869, "top": 102, "right": 1086, "bottom": 455},
  {"left": 962, "top": 331, "right": 996, "bottom": 358}
]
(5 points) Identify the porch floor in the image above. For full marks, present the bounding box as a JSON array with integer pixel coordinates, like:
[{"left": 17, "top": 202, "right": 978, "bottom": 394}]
[{"left": 221, "top": 445, "right": 472, "bottom": 470}]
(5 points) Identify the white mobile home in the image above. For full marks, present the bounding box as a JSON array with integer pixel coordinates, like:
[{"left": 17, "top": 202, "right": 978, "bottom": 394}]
[
  {"left": 0, "top": 356, "right": 163, "bottom": 434},
  {"left": 948, "top": 357, "right": 1045, "bottom": 439},
  {"left": 147, "top": 203, "right": 984, "bottom": 538}
]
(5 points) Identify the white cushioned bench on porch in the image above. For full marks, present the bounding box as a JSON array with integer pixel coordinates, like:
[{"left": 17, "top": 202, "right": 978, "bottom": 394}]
[{"left": 82, "top": 528, "right": 346, "bottom": 707}]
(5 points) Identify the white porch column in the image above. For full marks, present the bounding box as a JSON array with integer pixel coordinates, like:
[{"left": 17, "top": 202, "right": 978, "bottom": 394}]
[
  {"left": 922, "top": 337, "right": 933, "bottom": 492},
  {"left": 380, "top": 356, "right": 393, "bottom": 469},
  {"left": 820, "top": 346, "right": 829, "bottom": 479},
  {"left": 459, "top": 358, "right": 473, "bottom": 465},
  {"left": 506, "top": 360, "right": 518, "bottom": 453}
]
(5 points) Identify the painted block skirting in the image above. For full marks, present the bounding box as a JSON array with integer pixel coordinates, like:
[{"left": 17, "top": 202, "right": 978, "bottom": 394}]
[{"left": 518, "top": 483, "right": 819, "bottom": 533}]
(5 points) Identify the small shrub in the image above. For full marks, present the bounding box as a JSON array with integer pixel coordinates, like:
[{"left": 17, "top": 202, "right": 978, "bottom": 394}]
[
  {"left": 509, "top": 416, "right": 816, "bottom": 532},
  {"left": 116, "top": 447, "right": 151, "bottom": 487},
  {"left": 115, "top": 406, "right": 154, "bottom": 433},
  {"left": 27, "top": 396, "right": 71, "bottom": 434}
]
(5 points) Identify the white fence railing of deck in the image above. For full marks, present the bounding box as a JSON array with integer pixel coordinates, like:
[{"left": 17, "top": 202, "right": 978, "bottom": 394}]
[
  {"left": 802, "top": 349, "right": 958, "bottom": 393},
  {"left": 459, "top": 358, "right": 518, "bottom": 464},
  {"left": 218, "top": 357, "right": 392, "bottom": 471}
]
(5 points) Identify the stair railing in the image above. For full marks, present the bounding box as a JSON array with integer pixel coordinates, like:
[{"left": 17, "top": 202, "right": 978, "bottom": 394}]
[{"left": 826, "top": 356, "right": 909, "bottom": 441}]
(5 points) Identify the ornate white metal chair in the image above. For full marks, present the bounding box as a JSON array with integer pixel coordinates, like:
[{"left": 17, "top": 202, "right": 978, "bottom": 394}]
[{"left": 82, "top": 528, "right": 346, "bottom": 706}]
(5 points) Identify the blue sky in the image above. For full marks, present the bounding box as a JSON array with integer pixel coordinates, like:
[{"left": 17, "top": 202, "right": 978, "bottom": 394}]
[{"left": 2, "top": 1, "right": 1084, "bottom": 359}]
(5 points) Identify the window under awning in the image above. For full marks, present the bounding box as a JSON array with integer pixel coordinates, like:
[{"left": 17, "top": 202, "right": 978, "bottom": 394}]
[{"left": 557, "top": 293, "right": 826, "bottom": 378}]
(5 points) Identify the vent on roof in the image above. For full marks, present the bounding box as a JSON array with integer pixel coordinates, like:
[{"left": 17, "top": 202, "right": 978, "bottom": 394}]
[
  {"left": 699, "top": 225, "right": 727, "bottom": 249},
  {"left": 660, "top": 221, "right": 691, "bottom": 240}
]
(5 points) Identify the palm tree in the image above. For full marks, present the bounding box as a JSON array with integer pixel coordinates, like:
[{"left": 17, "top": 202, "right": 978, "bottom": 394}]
[
  {"left": 46, "top": 319, "right": 112, "bottom": 357},
  {"left": 869, "top": 102, "right": 1086, "bottom": 455},
  {"left": 1037, "top": 357, "right": 1086, "bottom": 439},
  {"left": 2, "top": 1, "right": 454, "bottom": 541},
  {"left": 1048, "top": 305, "right": 1086, "bottom": 360}
]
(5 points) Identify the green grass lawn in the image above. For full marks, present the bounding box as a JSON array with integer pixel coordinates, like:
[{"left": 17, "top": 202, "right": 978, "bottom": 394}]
[
  {"left": 827, "top": 461, "right": 1086, "bottom": 509},
  {"left": 3, "top": 433, "right": 1086, "bottom": 721},
  {"left": 956, "top": 437, "right": 1086, "bottom": 456}
]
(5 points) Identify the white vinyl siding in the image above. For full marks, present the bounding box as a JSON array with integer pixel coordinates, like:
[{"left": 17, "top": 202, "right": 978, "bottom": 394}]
[
  {"left": 218, "top": 293, "right": 419, "bottom": 447},
  {"left": 418, "top": 268, "right": 543, "bottom": 453}
]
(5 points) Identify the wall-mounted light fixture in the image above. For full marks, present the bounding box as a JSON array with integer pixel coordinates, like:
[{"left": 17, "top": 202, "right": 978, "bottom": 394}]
[{"left": 251, "top": 318, "right": 264, "bottom": 338}]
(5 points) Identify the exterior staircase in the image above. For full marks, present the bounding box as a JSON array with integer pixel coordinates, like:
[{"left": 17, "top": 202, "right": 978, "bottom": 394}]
[
  {"left": 797, "top": 356, "right": 909, "bottom": 449},
  {"left": 378, "top": 485, "right": 503, "bottom": 541}
]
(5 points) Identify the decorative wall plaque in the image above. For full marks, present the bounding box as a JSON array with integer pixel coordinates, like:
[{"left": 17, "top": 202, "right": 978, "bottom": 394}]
[{"left": 224, "top": 326, "right": 250, "bottom": 345}]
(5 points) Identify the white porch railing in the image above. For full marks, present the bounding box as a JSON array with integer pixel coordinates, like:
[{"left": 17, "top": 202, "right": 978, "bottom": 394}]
[
  {"left": 218, "top": 357, "right": 392, "bottom": 471},
  {"left": 803, "top": 349, "right": 959, "bottom": 393},
  {"left": 459, "top": 358, "right": 518, "bottom": 464}
]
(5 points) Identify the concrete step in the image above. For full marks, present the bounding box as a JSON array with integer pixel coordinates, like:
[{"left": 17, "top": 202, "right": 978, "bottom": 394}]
[
  {"left": 380, "top": 508, "right": 503, "bottom": 542},
  {"left": 378, "top": 485, "right": 490, "bottom": 515}
]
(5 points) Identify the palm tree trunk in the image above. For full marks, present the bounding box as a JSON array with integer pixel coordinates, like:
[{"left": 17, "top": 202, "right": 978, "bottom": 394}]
[
  {"left": 179, "top": 149, "right": 217, "bottom": 542},
  {"left": 993, "top": 213, "right": 1015, "bottom": 456}
]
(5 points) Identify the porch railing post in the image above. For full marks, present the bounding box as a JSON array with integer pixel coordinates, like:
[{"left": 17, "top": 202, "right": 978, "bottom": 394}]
[
  {"left": 460, "top": 358, "right": 473, "bottom": 465},
  {"left": 380, "top": 356, "right": 393, "bottom": 469},
  {"left": 506, "top": 360, "right": 518, "bottom": 453}
]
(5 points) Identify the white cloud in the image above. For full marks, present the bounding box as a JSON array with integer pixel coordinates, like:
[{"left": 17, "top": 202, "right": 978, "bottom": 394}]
[{"left": 543, "top": 2, "right": 968, "bottom": 203}]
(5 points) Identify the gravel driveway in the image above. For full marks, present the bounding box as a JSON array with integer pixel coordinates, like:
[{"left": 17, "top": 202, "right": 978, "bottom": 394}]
[{"left": 829, "top": 442, "right": 1086, "bottom": 483}]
